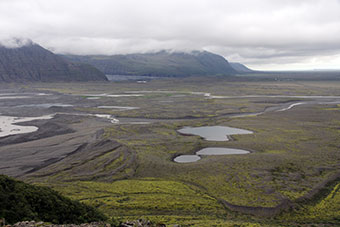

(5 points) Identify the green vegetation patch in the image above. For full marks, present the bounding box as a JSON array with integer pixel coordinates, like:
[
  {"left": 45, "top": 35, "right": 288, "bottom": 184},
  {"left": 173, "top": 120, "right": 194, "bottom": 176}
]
[
  {"left": 50, "top": 179, "right": 225, "bottom": 218},
  {"left": 281, "top": 182, "right": 340, "bottom": 225},
  {"left": 0, "top": 175, "right": 106, "bottom": 224},
  {"left": 119, "top": 214, "right": 272, "bottom": 227}
]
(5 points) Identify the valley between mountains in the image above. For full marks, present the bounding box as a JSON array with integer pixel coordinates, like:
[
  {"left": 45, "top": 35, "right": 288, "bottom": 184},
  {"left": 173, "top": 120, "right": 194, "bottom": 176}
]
[{"left": 1, "top": 78, "right": 340, "bottom": 226}]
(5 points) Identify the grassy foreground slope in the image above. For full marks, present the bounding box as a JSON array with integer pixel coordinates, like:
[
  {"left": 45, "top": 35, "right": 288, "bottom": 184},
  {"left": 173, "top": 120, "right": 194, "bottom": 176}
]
[
  {"left": 0, "top": 175, "right": 107, "bottom": 224},
  {"left": 281, "top": 182, "right": 340, "bottom": 225},
  {"left": 50, "top": 179, "right": 272, "bottom": 226}
]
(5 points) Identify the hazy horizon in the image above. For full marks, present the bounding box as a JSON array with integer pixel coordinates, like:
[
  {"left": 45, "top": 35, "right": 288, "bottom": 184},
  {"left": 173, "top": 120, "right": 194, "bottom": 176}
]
[{"left": 1, "top": 0, "right": 340, "bottom": 71}]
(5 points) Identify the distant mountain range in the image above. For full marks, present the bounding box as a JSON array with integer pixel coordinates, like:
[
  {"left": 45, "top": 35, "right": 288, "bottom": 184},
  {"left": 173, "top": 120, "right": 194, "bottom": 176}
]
[
  {"left": 0, "top": 40, "right": 107, "bottom": 82},
  {"left": 63, "top": 50, "right": 251, "bottom": 77},
  {"left": 0, "top": 38, "right": 253, "bottom": 82}
]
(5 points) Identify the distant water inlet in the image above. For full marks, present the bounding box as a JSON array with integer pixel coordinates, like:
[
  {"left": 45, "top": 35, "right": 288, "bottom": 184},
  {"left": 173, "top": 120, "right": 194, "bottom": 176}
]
[
  {"left": 83, "top": 93, "right": 144, "bottom": 98},
  {"left": 97, "top": 106, "right": 139, "bottom": 110},
  {"left": 0, "top": 114, "right": 54, "bottom": 138},
  {"left": 17, "top": 103, "right": 73, "bottom": 108},
  {"left": 56, "top": 113, "right": 119, "bottom": 124},
  {"left": 177, "top": 126, "right": 253, "bottom": 141}
]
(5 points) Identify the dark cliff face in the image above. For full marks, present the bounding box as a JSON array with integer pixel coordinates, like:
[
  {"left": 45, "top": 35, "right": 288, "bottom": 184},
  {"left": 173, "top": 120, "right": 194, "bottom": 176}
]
[
  {"left": 64, "top": 50, "right": 237, "bottom": 77},
  {"left": 0, "top": 43, "right": 107, "bottom": 82}
]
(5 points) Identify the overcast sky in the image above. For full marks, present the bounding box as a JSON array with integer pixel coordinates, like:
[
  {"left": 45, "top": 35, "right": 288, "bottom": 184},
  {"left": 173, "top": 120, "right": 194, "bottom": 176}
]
[{"left": 1, "top": 0, "right": 340, "bottom": 70}]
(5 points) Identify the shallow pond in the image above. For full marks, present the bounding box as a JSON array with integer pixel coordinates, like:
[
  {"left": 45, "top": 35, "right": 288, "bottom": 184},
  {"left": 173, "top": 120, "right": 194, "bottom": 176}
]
[
  {"left": 173, "top": 155, "right": 201, "bottom": 163},
  {"left": 174, "top": 147, "right": 250, "bottom": 163},
  {"left": 196, "top": 147, "right": 250, "bottom": 155},
  {"left": 175, "top": 125, "right": 252, "bottom": 163},
  {"left": 178, "top": 126, "right": 253, "bottom": 141}
]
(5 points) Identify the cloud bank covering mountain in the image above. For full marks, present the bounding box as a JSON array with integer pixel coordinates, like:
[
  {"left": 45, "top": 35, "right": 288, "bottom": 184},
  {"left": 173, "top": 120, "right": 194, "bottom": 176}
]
[{"left": 1, "top": 0, "right": 340, "bottom": 70}]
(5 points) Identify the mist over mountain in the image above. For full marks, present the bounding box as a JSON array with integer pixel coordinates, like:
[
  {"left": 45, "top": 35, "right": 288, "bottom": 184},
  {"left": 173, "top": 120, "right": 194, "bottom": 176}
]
[
  {"left": 63, "top": 50, "right": 237, "bottom": 77},
  {"left": 0, "top": 40, "right": 107, "bottom": 82}
]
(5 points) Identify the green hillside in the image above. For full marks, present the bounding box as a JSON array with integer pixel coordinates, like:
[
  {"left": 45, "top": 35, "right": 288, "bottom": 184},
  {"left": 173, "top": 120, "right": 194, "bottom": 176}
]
[{"left": 0, "top": 175, "right": 107, "bottom": 224}]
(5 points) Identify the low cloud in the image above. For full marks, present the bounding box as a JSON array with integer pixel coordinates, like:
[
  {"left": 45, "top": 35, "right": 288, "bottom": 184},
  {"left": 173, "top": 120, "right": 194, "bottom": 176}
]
[
  {"left": 0, "top": 37, "right": 33, "bottom": 48},
  {"left": 1, "top": 0, "right": 340, "bottom": 70}
]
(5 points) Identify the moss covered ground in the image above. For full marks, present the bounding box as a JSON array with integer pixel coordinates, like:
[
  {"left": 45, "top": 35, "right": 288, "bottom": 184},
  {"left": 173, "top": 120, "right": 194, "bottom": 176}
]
[{"left": 12, "top": 78, "right": 340, "bottom": 226}]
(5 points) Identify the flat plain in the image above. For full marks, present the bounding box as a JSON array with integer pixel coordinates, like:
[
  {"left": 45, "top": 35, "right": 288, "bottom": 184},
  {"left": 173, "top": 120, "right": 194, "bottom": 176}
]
[{"left": 1, "top": 76, "right": 340, "bottom": 226}]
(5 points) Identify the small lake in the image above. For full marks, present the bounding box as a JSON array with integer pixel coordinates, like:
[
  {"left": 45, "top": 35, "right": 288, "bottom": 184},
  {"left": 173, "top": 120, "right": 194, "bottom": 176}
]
[
  {"left": 173, "top": 155, "right": 201, "bottom": 163},
  {"left": 178, "top": 126, "right": 253, "bottom": 141},
  {"left": 196, "top": 147, "right": 250, "bottom": 155},
  {"left": 174, "top": 147, "right": 250, "bottom": 163},
  {"left": 175, "top": 125, "right": 252, "bottom": 163}
]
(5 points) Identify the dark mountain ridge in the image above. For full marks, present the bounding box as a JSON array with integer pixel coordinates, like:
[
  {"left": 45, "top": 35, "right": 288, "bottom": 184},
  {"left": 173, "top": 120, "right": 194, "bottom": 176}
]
[
  {"left": 63, "top": 50, "right": 238, "bottom": 77},
  {"left": 0, "top": 41, "right": 107, "bottom": 82},
  {"left": 230, "top": 62, "right": 254, "bottom": 73}
]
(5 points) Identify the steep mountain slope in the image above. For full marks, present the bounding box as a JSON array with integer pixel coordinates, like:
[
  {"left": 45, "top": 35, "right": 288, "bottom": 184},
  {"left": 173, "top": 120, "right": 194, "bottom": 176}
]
[
  {"left": 0, "top": 41, "right": 107, "bottom": 82},
  {"left": 64, "top": 50, "right": 237, "bottom": 77},
  {"left": 230, "top": 62, "right": 254, "bottom": 73}
]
